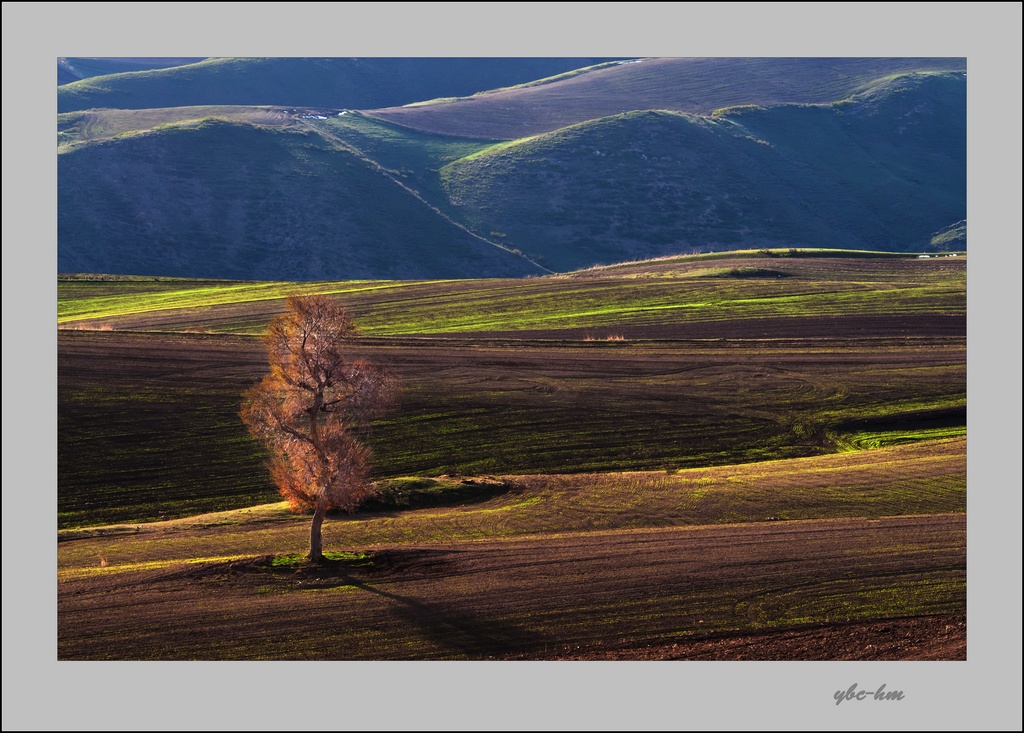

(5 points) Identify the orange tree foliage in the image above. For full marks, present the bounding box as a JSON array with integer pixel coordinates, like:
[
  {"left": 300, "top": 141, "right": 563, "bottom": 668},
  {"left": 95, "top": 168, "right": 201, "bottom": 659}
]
[{"left": 241, "top": 295, "right": 396, "bottom": 560}]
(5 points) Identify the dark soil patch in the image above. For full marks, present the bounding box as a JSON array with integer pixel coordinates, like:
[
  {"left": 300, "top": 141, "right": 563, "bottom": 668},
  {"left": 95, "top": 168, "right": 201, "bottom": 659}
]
[
  {"left": 520, "top": 614, "right": 967, "bottom": 661},
  {"left": 835, "top": 405, "right": 966, "bottom": 433},
  {"left": 434, "top": 313, "right": 967, "bottom": 341},
  {"left": 362, "top": 477, "right": 519, "bottom": 512},
  {"left": 692, "top": 267, "right": 792, "bottom": 279}
]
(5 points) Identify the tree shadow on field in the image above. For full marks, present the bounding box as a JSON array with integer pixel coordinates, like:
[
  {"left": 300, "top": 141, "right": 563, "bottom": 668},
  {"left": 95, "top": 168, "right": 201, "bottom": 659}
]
[
  {"left": 344, "top": 577, "right": 548, "bottom": 659},
  {"left": 210, "top": 550, "right": 551, "bottom": 658},
  {"left": 291, "top": 549, "right": 547, "bottom": 659}
]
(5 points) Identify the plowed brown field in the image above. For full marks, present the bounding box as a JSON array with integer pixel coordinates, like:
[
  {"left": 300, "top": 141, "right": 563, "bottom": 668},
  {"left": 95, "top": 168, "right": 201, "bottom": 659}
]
[
  {"left": 58, "top": 514, "right": 964, "bottom": 660},
  {"left": 57, "top": 258, "right": 966, "bottom": 659}
]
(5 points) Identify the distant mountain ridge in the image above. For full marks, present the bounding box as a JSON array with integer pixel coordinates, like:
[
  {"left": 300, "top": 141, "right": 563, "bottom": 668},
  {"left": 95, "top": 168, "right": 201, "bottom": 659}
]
[
  {"left": 58, "top": 58, "right": 206, "bottom": 85},
  {"left": 57, "top": 57, "right": 621, "bottom": 113},
  {"left": 366, "top": 57, "right": 965, "bottom": 139}
]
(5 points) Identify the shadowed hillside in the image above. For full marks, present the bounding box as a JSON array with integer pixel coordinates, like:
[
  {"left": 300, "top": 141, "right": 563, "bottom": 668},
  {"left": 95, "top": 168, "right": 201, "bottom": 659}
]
[{"left": 58, "top": 119, "right": 542, "bottom": 280}]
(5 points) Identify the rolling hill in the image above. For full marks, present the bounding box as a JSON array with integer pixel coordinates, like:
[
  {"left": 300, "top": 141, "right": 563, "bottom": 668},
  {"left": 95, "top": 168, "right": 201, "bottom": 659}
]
[
  {"left": 439, "top": 73, "right": 966, "bottom": 270},
  {"left": 57, "top": 57, "right": 618, "bottom": 113},
  {"left": 57, "top": 59, "right": 966, "bottom": 280},
  {"left": 367, "top": 57, "right": 966, "bottom": 139},
  {"left": 58, "top": 251, "right": 965, "bottom": 525}
]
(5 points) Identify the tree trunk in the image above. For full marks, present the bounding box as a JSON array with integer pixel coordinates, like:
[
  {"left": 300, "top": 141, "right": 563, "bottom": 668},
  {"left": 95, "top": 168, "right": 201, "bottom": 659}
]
[{"left": 309, "top": 499, "right": 327, "bottom": 563}]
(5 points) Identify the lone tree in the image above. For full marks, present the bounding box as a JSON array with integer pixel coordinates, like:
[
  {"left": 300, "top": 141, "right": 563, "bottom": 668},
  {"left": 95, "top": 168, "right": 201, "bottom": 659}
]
[{"left": 241, "top": 295, "right": 396, "bottom": 562}]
